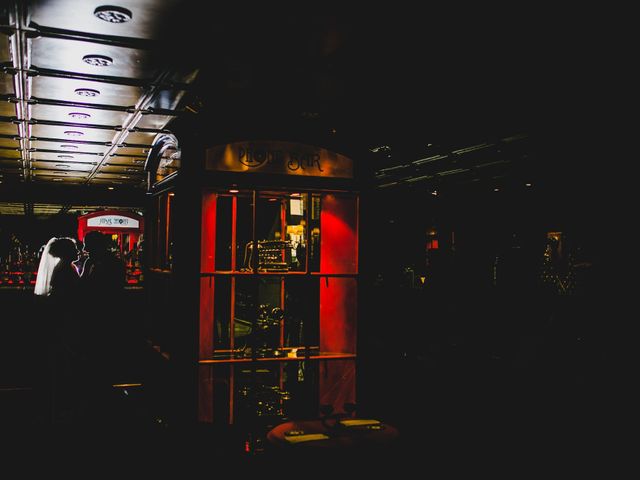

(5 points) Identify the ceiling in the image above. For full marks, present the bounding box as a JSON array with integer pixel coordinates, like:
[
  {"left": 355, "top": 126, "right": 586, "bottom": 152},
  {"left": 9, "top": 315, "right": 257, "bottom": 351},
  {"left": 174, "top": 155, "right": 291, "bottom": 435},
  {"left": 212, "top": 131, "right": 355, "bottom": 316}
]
[
  {"left": 1, "top": 0, "right": 197, "bottom": 194},
  {"left": 1, "top": 3, "right": 600, "bottom": 214}
]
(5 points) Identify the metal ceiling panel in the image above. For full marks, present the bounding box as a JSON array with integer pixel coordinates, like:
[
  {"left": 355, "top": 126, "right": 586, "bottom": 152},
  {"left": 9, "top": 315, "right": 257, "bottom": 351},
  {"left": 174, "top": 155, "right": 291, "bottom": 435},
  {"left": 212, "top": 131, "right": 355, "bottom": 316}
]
[
  {"left": 31, "top": 123, "right": 116, "bottom": 143},
  {"left": 1, "top": 72, "right": 15, "bottom": 95},
  {"left": 29, "top": 0, "right": 183, "bottom": 40},
  {"left": 0, "top": 120, "right": 18, "bottom": 135},
  {"left": 0, "top": 203, "right": 26, "bottom": 215},
  {"left": 33, "top": 169, "right": 89, "bottom": 178},
  {"left": 30, "top": 151, "right": 100, "bottom": 163},
  {"left": 33, "top": 204, "right": 64, "bottom": 215},
  {"left": 30, "top": 75, "right": 143, "bottom": 107},
  {"left": 112, "top": 146, "right": 149, "bottom": 156},
  {"left": 0, "top": 102, "right": 17, "bottom": 116},
  {"left": 30, "top": 139, "right": 107, "bottom": 154},
  {"left": 100, "top": 164, "right": 143, "bottom": 174},
  {"left": 0, "top": 31, "right": 11, "bottom": 63},
  {"left": 93, "top": 172, "right": 143, "bottom": 180},
  {"left": 0, "top": 148, "right": 21, "bottom": 158},
  {"left": 30, "top": 36, "right": 160, "bottom": 80},
  {"left": 0, "top": 136, "right": 20, "bottom": 148},
  {"left": 136, "top": 112, "right": 176, "bottom": 130},
  {"left": 105, "top": 155, "right": 146, "bottom": 166},
  {"left": 89, "top": 178, "right": 143, "bottom": 186},
  {"left": 31, "top": 161, "right": 95, "bottom": 172},
  {"left": 123, "top": 130, "right": 156, "bottom": 145},
  {"left": 33, "top": 176, "right": 84, "bottom": 183},
  {"left": 148, "top": 89, "right": 187, "bottom": 111},
  {"left": 30, "top": 104, "right": 131, "bottom": 126},
  {"left": 0, "top": 158, "right": 20, "bottom": 166}
]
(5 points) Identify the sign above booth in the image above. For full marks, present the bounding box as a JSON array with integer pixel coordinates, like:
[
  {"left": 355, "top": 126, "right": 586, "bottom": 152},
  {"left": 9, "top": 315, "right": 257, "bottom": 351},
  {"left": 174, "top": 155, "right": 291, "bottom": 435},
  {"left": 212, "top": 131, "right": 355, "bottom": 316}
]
[
  {"left": 87, "top": 215, "right": 140, "bottom": 229},
  {"left": 205, "top": 141, "right": 354, "bottom": 179}
]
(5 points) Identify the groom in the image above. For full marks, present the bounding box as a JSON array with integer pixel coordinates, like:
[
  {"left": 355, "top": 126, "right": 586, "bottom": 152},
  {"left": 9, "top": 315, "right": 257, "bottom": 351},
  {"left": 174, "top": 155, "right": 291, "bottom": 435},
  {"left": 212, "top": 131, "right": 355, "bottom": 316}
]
[{"left": 75, "top": 231, "right": 126, "bottom": 422}]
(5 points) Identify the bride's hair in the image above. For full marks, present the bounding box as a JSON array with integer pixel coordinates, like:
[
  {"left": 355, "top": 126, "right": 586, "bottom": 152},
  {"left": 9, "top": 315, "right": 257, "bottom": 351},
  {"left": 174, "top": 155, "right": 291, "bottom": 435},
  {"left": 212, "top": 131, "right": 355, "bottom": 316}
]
[{"left": 49, "top": 237, "right": 78, "bottom": 261}]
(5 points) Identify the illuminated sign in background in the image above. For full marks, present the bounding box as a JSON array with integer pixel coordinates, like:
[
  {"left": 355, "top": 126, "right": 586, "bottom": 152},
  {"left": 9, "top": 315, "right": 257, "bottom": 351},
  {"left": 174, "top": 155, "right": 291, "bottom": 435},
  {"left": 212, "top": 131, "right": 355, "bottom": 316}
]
[
  {"left": 206, "top": 141, "right": 354, "bottom": 178},
  {"left": 87, "top": 215, "right": 140, "bottom": 229}
]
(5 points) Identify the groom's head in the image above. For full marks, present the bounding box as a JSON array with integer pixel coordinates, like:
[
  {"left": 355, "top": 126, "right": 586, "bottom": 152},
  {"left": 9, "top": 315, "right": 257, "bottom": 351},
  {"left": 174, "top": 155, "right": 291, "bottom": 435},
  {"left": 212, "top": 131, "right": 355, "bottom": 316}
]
[{"left": 83, "top": 231, "right": 109, "bottom": 256}]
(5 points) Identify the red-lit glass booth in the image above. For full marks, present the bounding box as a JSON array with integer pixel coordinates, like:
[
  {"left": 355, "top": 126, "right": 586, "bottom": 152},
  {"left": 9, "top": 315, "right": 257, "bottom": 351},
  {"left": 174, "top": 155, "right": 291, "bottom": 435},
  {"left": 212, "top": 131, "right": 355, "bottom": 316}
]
[
  {"left": 77, "top": 210, "right": 144, "bottom": 284},
  {"left": 144, "top": 138, "right": 359, "bottom": 432}
]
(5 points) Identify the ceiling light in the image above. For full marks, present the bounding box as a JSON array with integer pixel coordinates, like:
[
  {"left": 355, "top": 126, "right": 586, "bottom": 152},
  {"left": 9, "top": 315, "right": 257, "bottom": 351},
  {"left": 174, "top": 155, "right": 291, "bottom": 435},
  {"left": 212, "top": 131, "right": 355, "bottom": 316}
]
[
  {"left": 57, "top": 155, "right": 74, "bottom": 159},
  {"left": 55, "top": 164, "right": 71, "bottom": 168},
  {"left": 94, "top": 5, "right": 132, "bottom": 23},
  {"left": 68, "top": 112, "right": 91, "bottom": 119},
  {"left": 82, "top": 54, "right": 114, "bottom": 67},
  {"left": 451, "top": 143, "right": 493, "bottom": 155},
  {"left": 412, "top": 154, "right": 447, "bottom": 166},
  {"left": 107, "top": 186, "right": 115, "bottom": 190},
  {"left": 369, "top": 145, "right": 391, "bottom": 153},
  {"left": 64, "top": 131, "right": 84, "bottom": 137},
  {"left": 525, "top": 183, "right": 532, "bottom": 187},
  {"left": 52, "top": 178, "right": 63, "bottom": 181},
  {"left": 74, "top": 88, "right": 100, "bottom": 97},
  {"left": 60, "top": 144, "right": 79, "bottom": 149},
  {"left": 494, "top": 188, "right": 500, "bottom": 192},
  {"left": 229, "top": 189, "right": 239, "bottom": 193},
  {"left": 431, "top": 190, "right": 438, "bottom": 196},
  {"left": 125, "top": 168, "right": 138, "bottom": 172}
]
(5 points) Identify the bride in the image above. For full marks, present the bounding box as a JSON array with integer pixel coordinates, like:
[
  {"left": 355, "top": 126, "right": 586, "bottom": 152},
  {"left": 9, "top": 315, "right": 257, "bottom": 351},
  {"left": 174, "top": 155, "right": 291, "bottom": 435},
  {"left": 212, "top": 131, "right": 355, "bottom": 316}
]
[{"left": 34, "top": 237, "right": 80, "bottom": 297}]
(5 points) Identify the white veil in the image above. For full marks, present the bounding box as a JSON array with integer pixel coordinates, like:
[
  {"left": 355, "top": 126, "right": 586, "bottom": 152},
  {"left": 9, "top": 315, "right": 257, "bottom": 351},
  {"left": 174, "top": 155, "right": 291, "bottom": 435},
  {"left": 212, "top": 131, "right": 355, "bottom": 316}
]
[{"left": 34, "top": 237, "right": 60, "bottom": 296}]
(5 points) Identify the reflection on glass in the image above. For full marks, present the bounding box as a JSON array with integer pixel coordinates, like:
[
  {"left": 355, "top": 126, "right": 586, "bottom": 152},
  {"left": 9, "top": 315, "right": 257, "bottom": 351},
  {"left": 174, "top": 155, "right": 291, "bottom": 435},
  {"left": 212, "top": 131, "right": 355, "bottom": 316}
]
[{"left": 252, "top": 192, "right": 308, "bottom": 272}]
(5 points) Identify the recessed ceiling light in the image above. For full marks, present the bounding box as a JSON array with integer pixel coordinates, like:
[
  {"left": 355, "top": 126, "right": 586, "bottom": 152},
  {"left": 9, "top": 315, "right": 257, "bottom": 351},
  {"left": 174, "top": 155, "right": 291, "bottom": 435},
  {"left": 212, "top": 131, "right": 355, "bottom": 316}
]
[
  {"left": 82, "top": 54, "right": 114, "bottom": 67},
  {"left": 74, "top": 88, "right": 100, "bottom": 97},
  {"left": 60, "top": 144, "right": 79, "bottom": 149},
  {"left": 68, "top": 112, "right": 91, "bottom": 120},
  {"left": 525, "top": 183, "right": 532, "bottom": 187},
  {"left": 64, "top": 131, "right": 84, "bottom": 137},
  {"left": 107, "top": 186, "right": 115, "bottom": 190},
  {"left": 55, "top": 164, "right": 71, "bottom": 168},
  {"left": 431, "top": 190, "right": 438, "bottom": 196},
  {"left": 57, "top": 155, "right": 74, "bottom": 159},
  {"left": 229, "top": 189, "right": 239, "bottom": 193},
  {"left": 494, "top": 188, "right": 500, "bottom": 192},
  {"left": 94, "top": 5, "right": 132, "bottom": 23},
  {"left": 52, "top": 178, "right": 63, "bottom": 181}
]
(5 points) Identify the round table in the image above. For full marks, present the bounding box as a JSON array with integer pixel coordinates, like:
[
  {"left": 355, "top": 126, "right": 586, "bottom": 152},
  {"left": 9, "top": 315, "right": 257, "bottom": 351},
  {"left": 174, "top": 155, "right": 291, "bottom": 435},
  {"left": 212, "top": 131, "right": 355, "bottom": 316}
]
[{"left": 267, "top": 418, "right": 399, "bottom": 449}]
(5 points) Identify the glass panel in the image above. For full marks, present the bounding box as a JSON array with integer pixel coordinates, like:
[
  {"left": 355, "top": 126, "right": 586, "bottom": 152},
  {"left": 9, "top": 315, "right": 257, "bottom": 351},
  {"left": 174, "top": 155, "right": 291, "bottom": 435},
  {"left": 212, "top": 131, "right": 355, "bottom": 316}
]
[
  {"left": 234, "top": 276, "right": 256, "bottom": 353},
  {"left": 215, "top": 195, "right": 232, "bottom": 271},
  {"left": 235, "top": 193, "right": 253, "bottom": 272},
  {"left": 255, "top": 192, "right": 308, "bottom": 272},
  {"left": 233, "top": 362, "right": 318, "bottom": 424},
  {"left": 284, "top": 276, "right": 319, "bottom": 351},
  {"left": 214, "top": 276, "right": 231, "bottom": 350},
  {"left": 317, "top": 193, "right": 358, "bottom": 274},
  {"left": 309, "top": 193, "right": 322, "bottom": 271}
]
